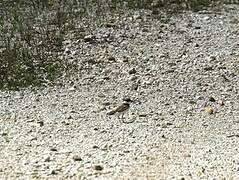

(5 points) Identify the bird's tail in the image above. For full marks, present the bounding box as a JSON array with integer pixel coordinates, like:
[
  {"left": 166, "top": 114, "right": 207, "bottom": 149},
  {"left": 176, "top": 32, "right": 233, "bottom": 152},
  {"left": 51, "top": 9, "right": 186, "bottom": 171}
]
[{"left": 107, "top": 110, "right": 116, "bottom": 115}]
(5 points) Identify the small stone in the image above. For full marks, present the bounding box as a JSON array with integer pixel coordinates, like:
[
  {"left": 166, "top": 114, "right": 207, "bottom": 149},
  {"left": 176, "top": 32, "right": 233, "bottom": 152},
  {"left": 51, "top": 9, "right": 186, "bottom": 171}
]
[
  {"left": 38, "top": 121, "right": 44, "bottom": 127},
  {"left": 129, "top": 68, "right": 137, "bottom": 74},
  {"left": 131, "top": 83, "right": 139, "bottom": 90},
  {"left": 67, "top": 115, "right": 73, "bottom": 119},
  {"left": 204, "top": 66, "right": 213, "bottom": 71},
  {"left": 62, "top": 121, "right": 70, "bottom": 125},
  {"left": 92, "top": 145, "right": 99, "bottom": 149},
  {"left": 189, "top": 100, "right": 196, "bottom": 104},
  {"left": 73, "top": 155, "right": 82, "bottom": 161},
  {"left": 166, "top": 122, "right": 173, "bottom": 126},
  {"left": 142, "top": 28, "right": 149, "bottom": 32},
  {"left": 230, "top": 18, "right": 239, "bottom": 24},
  {"left": 30, "top": 137, "right": 37, "bottom": 141},
  {"left": 64, "top": 47, "right": 71, "bottom": 55},
  {"left": 133, "top": 13, "right": 141, "bottom": 20},
  {"left": 102, "top": 102, "right": 110, "bottom": 106},
  {"left": 108, "top": 56, "right": 116, "bottom": 61},
  {"left": 44, "top": 156, "right": 51, "bottom": 162},
  {"left": 104, "top": 22, "right": 115, "bottom": 28},
  {"left": 122, "top": 57, "right": 129, "bottom": 62},
  {"left": 218, "top": 100, "right": 225, "bottom": 106},
  {"left": 209, "top": 97, "right": 216, "bottom": 102},
  {"left": 139, "top": 113, "right": 147, "bottom": 117},
  {"left": 187, "top": 106, "right": 193, "bottom": 112},
  {"left": 152, "top": 9, "right": 159, "bottom": 15},
  {"left": 102, "top": 144, "right": 108, "bottom": 151},
  {"left": 1, "top": 132, "right": 7, "bottom": 136},
  {"left": 205, "top": 106, "right": 214, "bottom": 114},
  {"left": 210, "top": 56, "right": 216, "bottom": 61},
  {"left": 84, "top": 35, "right": 95, "bottom": 43},
  {"left": 203, "top": 16, "right": 210, "bottom": 21},
  {"left": 162, "top": 122, "right": 173, "bottom": 128},
  {"left": 168, "top": 62, "right": 176, "bottom": 67},
  {"left": 15, "top": 93, "right": 23, "bottom": 99},
  {"left": 103, "top": 76, "right": 110, "bottom": 80},
  {"left": 50, "top": 147, "right": 57, "bottom": 152},
  {"left": 50, "top": 169, "right": 57, "bottom": 175},
  {"left": 69, "top": 86, "right": 75, "bottom": 91},
  {"left": 98, "top": 93, "right": 106, "bottom": 98},
  {"left": 226, "top": 87, "right": 233, "bottom": 92},
  {"left": 130, "top": 76, "right": 138, "bottom": 81},
  {"left": 94, "top": 165, "right": 104, "bottom": 171}
]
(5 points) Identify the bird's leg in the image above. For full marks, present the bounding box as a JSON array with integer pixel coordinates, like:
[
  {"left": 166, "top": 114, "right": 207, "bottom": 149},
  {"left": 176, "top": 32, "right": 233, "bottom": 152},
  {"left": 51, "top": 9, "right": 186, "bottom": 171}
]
[{"left": 121, "top": 114, "right": 124, "bottom": 123}]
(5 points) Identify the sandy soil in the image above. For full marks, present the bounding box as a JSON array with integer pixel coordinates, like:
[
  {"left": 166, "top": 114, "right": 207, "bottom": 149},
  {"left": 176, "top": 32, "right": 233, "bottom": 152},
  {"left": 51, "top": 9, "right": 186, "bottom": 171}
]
[{"left": 0, "top": 4, "right": 239, "bottom": 179}]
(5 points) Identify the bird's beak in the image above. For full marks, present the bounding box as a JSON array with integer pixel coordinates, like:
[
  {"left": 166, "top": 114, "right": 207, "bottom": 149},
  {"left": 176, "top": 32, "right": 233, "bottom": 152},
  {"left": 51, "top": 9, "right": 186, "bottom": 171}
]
[{"left": 122, "top": 97, "right": 139, "bottom": 104}]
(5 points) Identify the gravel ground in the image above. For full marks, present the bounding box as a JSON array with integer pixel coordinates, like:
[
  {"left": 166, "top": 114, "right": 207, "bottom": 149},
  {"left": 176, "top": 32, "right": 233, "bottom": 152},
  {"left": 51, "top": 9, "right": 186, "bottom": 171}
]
[{"left": 0, "top": 4, "right": 239, "bottom": 179}]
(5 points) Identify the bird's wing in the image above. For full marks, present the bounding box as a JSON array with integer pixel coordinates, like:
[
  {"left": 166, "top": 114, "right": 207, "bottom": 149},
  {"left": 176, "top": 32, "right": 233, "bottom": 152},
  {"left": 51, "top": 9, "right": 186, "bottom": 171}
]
[{"left": 107, "top": 110, "right": 116, "bottom": 115}]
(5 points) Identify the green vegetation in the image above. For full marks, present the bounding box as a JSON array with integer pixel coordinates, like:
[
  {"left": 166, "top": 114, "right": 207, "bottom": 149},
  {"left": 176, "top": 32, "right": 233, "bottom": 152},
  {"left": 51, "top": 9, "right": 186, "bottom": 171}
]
[
  {"left": 0, "top": 0, "right": 237, "bottom": 90},
  {"left": 0, "top": 1, "right": 66, "bottom": 90}
]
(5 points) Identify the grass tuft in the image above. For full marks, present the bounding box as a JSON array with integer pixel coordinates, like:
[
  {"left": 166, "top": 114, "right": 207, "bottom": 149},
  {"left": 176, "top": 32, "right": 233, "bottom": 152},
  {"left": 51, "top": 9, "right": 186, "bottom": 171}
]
[{"left": 0, "top": 0, "right": 237, "bottom": 90}]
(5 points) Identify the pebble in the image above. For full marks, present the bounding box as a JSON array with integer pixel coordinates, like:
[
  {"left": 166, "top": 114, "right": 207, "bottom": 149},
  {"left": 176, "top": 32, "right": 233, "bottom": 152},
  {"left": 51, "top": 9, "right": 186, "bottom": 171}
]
[
  {"left": 84, "top": 35, "right": 95, "bottom": 43},
  {"left": 122, "top": 57, "right": 129, "bottom": 62},
  {"left": 50, "top": 169, "right": 57, "bottom": 175},
  {"left": 64, "top": 47, "right": 71, "bottom": 55},
  {"left": 130, "top": 75, "right": 138, "bottom": 81},
  {"left": 67, "top": 115, "right": 73, "bottom": 119},
  {"left": 102, "top": 102, "right": 111, "bottom": 106},
  {"left": 104, "top": 22, "right": 115, "bottom": 28},
  {"left": 218, "top": 100, "right": 225, "bottom": 106},
  {"left": 209, "top": 97, "right": 216, "bottom": 102},
  {"left": 72, "top": 155, "right": 82, "bottom": 161},
  {"left": 94, "top": 165, "right": 104, "bottom": 171},
  {"left": 108, "top": 56, "right": 116, "bottom": 61},
  {"left": 37, "top": 121, "right": 44, "bottom": 127},
  {"left": 195, "top": 43, "right": 200, "bottom": 47},
  {"left": 204, "top": 66, "right": 213, "bottom": 71},
  {"left": 205, "top": 106, "right": 214, "bottom": 114},
  {"left": 129, "top": 68, "right": 137, "bottom": 74},
  {"left": 1, "top": 132, "right": 7, "bottom": 136},
  {"left": 92, "top": 145, "right": 99, "bottom": 149},
  {"left": 69, "top": 86, "right": 75, "bottom": 91},
  {"left": 131, "top": 83, "right": 139, "bottom": 90},
  {"left": 203, "top": 16, "right": 210, "bottom": 21},
  {"left": 50, "top": 148, "right": 58, "bottom": 152},
  {"left": 44, "top": 156, "right": 51, "bottom": 162}
]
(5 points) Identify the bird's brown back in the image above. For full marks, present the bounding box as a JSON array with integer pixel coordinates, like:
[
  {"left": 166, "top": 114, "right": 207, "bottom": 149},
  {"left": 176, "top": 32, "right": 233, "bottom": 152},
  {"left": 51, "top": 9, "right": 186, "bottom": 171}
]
[{"left": 114, "top": 102, "right": 130, "bottom": 113}]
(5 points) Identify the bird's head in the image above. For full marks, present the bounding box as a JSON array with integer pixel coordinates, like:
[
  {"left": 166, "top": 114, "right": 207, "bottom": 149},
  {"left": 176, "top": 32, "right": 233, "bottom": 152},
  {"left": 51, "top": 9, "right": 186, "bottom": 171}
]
[{"left": 122, "top": 97, "right": 134, "bottom": 103}]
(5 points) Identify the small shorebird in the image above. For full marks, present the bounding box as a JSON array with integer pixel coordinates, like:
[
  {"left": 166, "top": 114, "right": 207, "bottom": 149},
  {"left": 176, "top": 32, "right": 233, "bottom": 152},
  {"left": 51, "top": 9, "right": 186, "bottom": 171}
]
[{"left": 107, "top": 98, "right": 133, "bottom": 120}]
